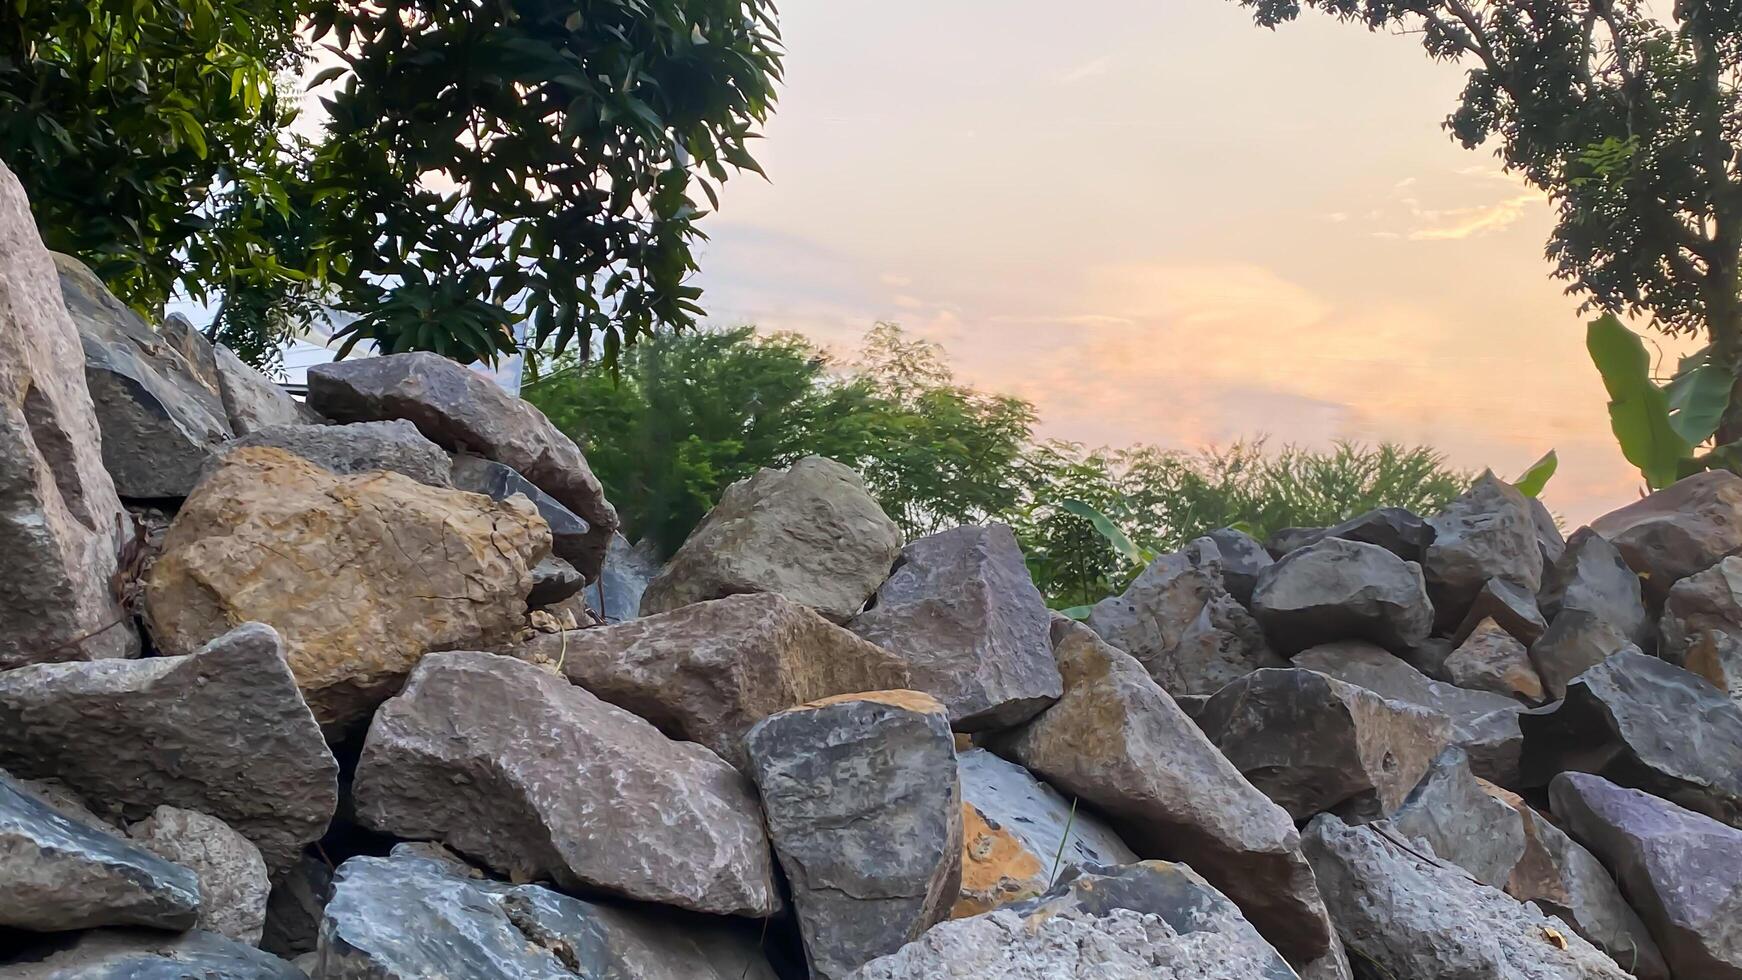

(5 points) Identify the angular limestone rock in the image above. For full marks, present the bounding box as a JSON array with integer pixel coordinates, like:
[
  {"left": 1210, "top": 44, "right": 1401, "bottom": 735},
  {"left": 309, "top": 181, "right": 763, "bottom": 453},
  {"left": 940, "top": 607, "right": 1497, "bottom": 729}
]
[
  {"left": 354, "top": 651, "right": 778, "bottom": 916},
  {"left": 307, "top": 351, "right": 617, "bottom": 577},
  {"left": 1451, "top": 576, "right": 1548, "bottom": 646},
  {"left": 1660, "top": 555, "right": 1742, "bottom": 666},
  {"left": 129, "top": 805, "right": 270, "bottom": 945},
  {"left": 848, "top": 524, "right": 1060, "bottom": 729},
  {"left": 1541, "top": 528, "right": 1649, "bottom": 646},
  {"left": 1304, "top": 814, "right": 1630, "bottom": 979},
  {"left": 1532, "top": 612, "right": 1636, "bottom": 701},
  {"left": 0, "top": 622, "right": 337, "bottom": 870},
  {"left": 146, "top": 447, "right": 548, "bottom": 731},
  {"left": 1197, "top": 667, "right": 1452, "bottom": 821},
  {"left": 450, "top": 452, "right": 599, "bottom": 573},
  {"left": 527, "top": 554, "right": 584, "bottom": 606},
  {"left": 520, "top": 592, "right": 911, "bottom": 770},
  {"left": 1532, "top": 496, "right": 1568, "bottom": 570},
  {"left": 0, "top": 162, "right": 137, "bottom": 668},
  {"left": 5, "top": 930, "right": 304, "bottom": 979},
  {"left": 1590, "top": 469, "right": 1742, "bottom": 606},
  {"left": 992, "top": 620, "right": 1333, "bottom": 966},
  {"left": 643, "top": 456, "right": 901, "bottom": 623},
  {"left": 745, "top": 692, "right": 963, "bottom": 980},
  {"left": 1185, "top": 527, "right": 1274, "bottom": 604},
  {"left": 1551, "top": 773, "right": 1742, "bottom": 980},
  {"left": 1388, "top": 747, "right": 1526, "bottom": 887},
  {"left": 1249, "top": 537, "right": 1433, "bottom": 655},
  {"left": 212, "top": 343, "right": 316, "bottom": 435},
  {"left": 223, "top": 419, "right": 452, "bottom": 487},
  {"left": 1423, "top": 473, "right": 1545, "bottom": 631},
  {"left": 1447, "top": 617, "right": 1546, "bottom": 703},
  {"left": 0, "top": 771, "right": 199, "bottom": 932}
]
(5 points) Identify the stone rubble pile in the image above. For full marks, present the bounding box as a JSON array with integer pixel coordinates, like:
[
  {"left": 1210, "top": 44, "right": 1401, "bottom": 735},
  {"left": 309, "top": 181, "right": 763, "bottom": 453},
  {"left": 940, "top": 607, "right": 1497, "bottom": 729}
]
[{"left": 4, "top": 159, "right": 1741, "bottom": 979}]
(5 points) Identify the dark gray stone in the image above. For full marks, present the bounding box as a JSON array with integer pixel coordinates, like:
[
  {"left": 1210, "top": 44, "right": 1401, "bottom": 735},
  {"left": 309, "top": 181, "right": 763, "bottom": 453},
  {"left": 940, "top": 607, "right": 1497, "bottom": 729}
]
[
  {"left": 261, "top": 853, "right": 332, "bottom": 959},
  {"left": 1452, "top": 576, "right": 1548, "bottom": 646},
  {"left": 1186, "top": 527, "right": 1274, "bottom": 604},
  {"left": 1589, "top": 469, "right": 1742, "bottom": 606},
  {"left": 449, "top": 452, "right": 599, "bottom": 575},
  {"left": 1324, "top": 506, "right": 1435, "bottom": 562},
  {"left": 527, "top": 554, "right": 584, "bottom": 606},
  {"left": 1532, "top": 612, "right": 1637, "bottom": 702},
  {"left": 584, "top": 533, "right": 661, "bottom": 624},
  {"left": 1531, "top": 496, "right": 1568, "bottom": 571},
  {"left": 5, "top": 929, "right": 306, "bottom": 979},
  {"left": 1264, "top": 525, "right": 1327, "bottom": 558},
  {"left": 224, "top": 420, "right": 452, "bottom": 488},
  {"left": 1446, "top": 617, "right": 1546, "bottom": 703},
  {"left": 1424, "top": 473, "right": 1545, "bottom": 633},
  {"left": 1249, "top": 537, "right": 1433, "bottom": 655},
  {"left": 1541, "top": 528, "right": 1649, "bottom": 646}
]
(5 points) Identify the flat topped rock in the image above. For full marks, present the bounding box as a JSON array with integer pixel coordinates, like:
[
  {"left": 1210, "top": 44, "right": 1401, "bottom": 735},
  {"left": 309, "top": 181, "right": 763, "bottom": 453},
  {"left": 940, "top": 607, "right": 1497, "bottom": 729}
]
[
  {"left": 1250, "top": 537, "right": 1433, "bottom": 655},
  {"left": 222, "top": 419, "right": 452, "bottom": 488}
]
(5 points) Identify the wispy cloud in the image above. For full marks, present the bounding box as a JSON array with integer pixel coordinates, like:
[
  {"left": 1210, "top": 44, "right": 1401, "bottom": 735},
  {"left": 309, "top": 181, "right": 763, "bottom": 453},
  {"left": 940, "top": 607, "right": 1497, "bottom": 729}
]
[{"left": 1407, "top": 192, "right": 1542, "bottom": 240}]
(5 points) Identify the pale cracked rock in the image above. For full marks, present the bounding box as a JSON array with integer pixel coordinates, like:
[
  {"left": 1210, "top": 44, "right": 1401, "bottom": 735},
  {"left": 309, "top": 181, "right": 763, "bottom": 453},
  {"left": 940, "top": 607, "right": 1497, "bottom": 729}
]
[
  {"left": 354, "top": 651, "right": 779, "bottom": 917},
  {"left": 146, "top": 446, "right": 549, "bottom": 731},
  {"left": 0, "top": 622, "right": 338, "bottom": 871},
  {"left": 1249, "top": 537, "right": 1433, "bottom": 655},
  {"left": 991, "top": 620, "right": 1334, "bottom": 967},
  {"left": 1423, "top": 472, "right": 1545, "bottom": 632},
  {"left": 0, "top": 161, "right": 137, "bottom": 667},
  {"left": 746, "top": 691, "right": 963, "bottom": 980},
  {"left": 308, "top": 350, "right": 618, "bottom": 579},
  {"left": 1590, "top": 469, "right": 1742, "bottom": 606},
  {"left": 642, "top": 456, "right": 901, "bottom": 623},
  {"left": 1303, "top": 814, "right": 1631, "bottom": 980},
  {"left": 519, "top": 592, "right": 911, "bottom": 770},
  {"left": 4, "top": 930, "right": 304, "bottom": 979},
  {"left": 849, "top": 524, "right": 1061, "bottom": 729},
  {"left": 128, "top": 805, "right": 271, "bottom": 945}
]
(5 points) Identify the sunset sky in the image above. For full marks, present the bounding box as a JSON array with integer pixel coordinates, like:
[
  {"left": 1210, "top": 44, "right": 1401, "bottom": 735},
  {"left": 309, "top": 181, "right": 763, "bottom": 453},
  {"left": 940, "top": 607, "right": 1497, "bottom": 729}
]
[{"left": 684, "top": 0, "right": 1679, "bottom": 524}]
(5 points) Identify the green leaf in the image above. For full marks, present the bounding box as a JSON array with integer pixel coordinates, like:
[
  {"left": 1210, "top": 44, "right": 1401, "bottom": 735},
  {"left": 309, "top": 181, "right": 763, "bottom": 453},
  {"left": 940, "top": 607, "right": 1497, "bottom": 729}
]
[
  {"left": 1664, "top": 362, "right": 1731, "bottom": 445},
  {"left": 1056, "top": 604, "right": 1094, "bottom": 621},
  {"left": 1059, "top": 499, "right": 1147, "bottom": 568},
  {"left": 1512, "top": 449, "right": 1557, "bottom": 497},
  {"left": 1587, "top": 314, "right": 1689, "bottom": 489}
]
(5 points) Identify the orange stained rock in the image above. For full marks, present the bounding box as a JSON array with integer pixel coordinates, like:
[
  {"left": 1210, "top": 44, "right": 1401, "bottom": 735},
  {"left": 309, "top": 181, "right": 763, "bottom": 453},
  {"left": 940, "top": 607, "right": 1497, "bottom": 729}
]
[
  {"left": 800, "top": 689, "right": 945, "bottom": 714},
  {"left": 949, "top": 802, "right": 1047, "bottom": 919}
]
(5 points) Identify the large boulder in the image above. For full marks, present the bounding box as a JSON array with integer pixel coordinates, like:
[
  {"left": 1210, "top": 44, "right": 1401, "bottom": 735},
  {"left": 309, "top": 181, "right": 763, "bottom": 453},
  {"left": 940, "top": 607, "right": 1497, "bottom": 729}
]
[
  {"left": 318, "top": 848, "right": 777, "bottom": 980},
  {"left": 991, "top": 620, "right": 1334, "bottom": 968},
  {"left": 1532, "top": 614, "right": 1637, "bottom": 702},
  {"left": 212, "top": 343, "right": 316, "bottom": 435},
  {"left": 848, "top": 524, "right": 1060, "bottom": 729},
  {"left": 1087, "top": 548, "right": 1285, "bottom": 697},
  {"left": 1249, "top": 537, "right": 1433, "bottom": 655},
  {"left": 0, "top": 770, "right": 200, "bottom": 932},
  {"left": 1521, "top": 649, "right": 1742, "bottom": 827},
  {"left": 1423, "top": 473, "right": 1545, "bottom": 631},
  {"left": 1590, "top": 469, "right": 1742, "bottom": 606},
  {"left": 952, "top": 748, "right": 1136, "bottom": 917},
  {"left": 1185, "top": 527, "right": 1274, "bottom": 604},
  {"left": 643, "top": 456, "right": 900, "bottom": 623},
  {"left": 5, "top": 930, "right": 305, "bottom": 979},
  {"left": 223, "top": 419, "right": 452, "bottom": 487},
  {"left": 1197, "top": 668, "right": 1452, "bottom": 821},
  {"left": 1387, "top": 747, "right": 1527, "bottom": 887},
  {"left": 0, "top": 622, "right": 338, "bottom": 871},
  {"left": 1303, "top": 814, "right": 1631, "bottom": 979},
  {"left": 449, "top": 451, "right": 602, "bottom": 572},
  {"left": 1541, "top": 528, "right": 1649, "bottom": 645},
  {"left": 0, "top": 162, "right": 137, "bottom": 668},
  {"left": 306, "top": 351, "right": 618, "bottom": 578},
  {"left": 1660, "top": 555, "right": 1742, "bottom": 666},
  {"left": 1446, "top": 617, "right": 1546, "bottom": 703},
  {"left": 128, "top": 805, "right": 270, "bottom": 945},
  {"left": 1551, "top": 773, "right": 1742, "bottom": 980},
  {"left": 518, "top": 592, "right": 911, "bottom": 770},
  {"left": 146, "top": 447, "right": 548, "bottom": 731},
  {"left": 354, "top": 651, "right": 778, "bottom": 917},
  {"left": 745, "top": 692, "right": 963, "bottom": 980}
]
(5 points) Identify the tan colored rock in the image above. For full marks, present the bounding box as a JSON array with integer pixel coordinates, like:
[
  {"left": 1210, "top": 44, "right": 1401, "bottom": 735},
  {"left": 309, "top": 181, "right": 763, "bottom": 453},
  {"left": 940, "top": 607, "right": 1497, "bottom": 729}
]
[
  {"left": 1446, "top": 617, "right": 1546, "bottom": 703},
  {"left": 146, "top": 447, "right": 548, "bottom": 730}
]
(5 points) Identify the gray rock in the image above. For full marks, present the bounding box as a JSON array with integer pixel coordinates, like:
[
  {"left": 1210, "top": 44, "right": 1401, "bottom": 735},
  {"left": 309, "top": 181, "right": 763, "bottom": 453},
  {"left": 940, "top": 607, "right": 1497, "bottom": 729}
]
[
  {"left": 1551, "top": 772, "right": 1742, "bottom": 980},
  {"left": 1249, "top": 537, "right": 1433, "bottom": 655},
  {"left": 527, "top": 554, "right": 584, "bottom": 606},
  {"left": 1532, "top": 495, "right": 1568, "bottom": 570},
  {"left": 449, "top": 451, "right": 601, "bottom": 575},
  {"left": 1590, "top": 469, "right": 1742, "bottom": 606},
  {"left": 1387, "top": 747, "right": 1527, "bottom": 887},
  {"left": 0, "top": 164, "right": 137, "bottom": 668},
  {"left": 1522, "top": 649, "right": 1742, "bottom": 827},
  {"left": 1660, "top": 554, "right": 1742, "bottom": 666},
  {"left": 1088, "top": 549, "right": 1285, "bottom": 697},
  {"left": 1682, "top": 629, "right": 1742, "bottom": 713},
  {"left": 307, "top": 351, "right": 618, "bottom": 579},
  {"left": 158, "top": 312, "right": 223, "bottom": 394},
  {"left": 128, "top": 805, "right": 270, "bottom": 945},
  {"left": 849, "top": 524, "right": 1061, "bottom": 729},
  {"left": 261, "top": 853, "right": 332, "bottom": 959},
  {"left": 224, "top": 420, "right": 451, "bottom": 487},
  {"left": 953, "top": 748, "right": 1137, "bottom": 917},
  {"left": 1424, "top": 473, "right": 1545, "bottom": 632},
  {"left": 991, "top": 620, "right": 1334, "bottom": 967},
  {"left": 585, "top": 532, "right": 661, "bottom": 623},
  {"left": 745, "top": 692, "right": 963, "bottom": 979},
  {"left": 0, "top": 622, "right": 338, "bottom": 871},
  {"left": 1452, "top": 576, "right": 1548, "bottom": 646},
  {"left": 518, "top": 592, "right": 910, "bottom": 771},
  {"left": 1324, "top": 506, "right": 1436, "bottom": 562},
  {"left": 1304, "top": 814, "right": 1631, "bottom": 979},
  {"left": 1532, "top": 611, "right": 1636, "bottom": 701},
  {"left": 1293, "top": 640, "right": 1526, "bottom": 785},
  {"left": 1446, "top": 617, "right": 1547, "bottom": 703},
  {"left": 642, "top": 456, "right": 900, "bottom": 623},
  {"left": 1265, "top": 526, "right": 1328, "bottom": 558},
  {"left": 1186, "top": 527, "right": 1274, "bottom": 604},
  {"left": 55, "top": 252, "right": 233, "bottom": 498},
  {"left": 212, "top": 343, "right": 316, "bottom": 435},
  {"left": 354, "top": 651, "right": 778, "bottom": 916},
  {"left": 0, "top": 771, "right": 199, "bottom": 932},
  {"left": 318, "top": 848, "right": 776, "bottom": 980},
  {"left": 1541, "top": 528, "right": 1649, "bottom": 646},
  {"left": 1197, "top": 668, "right": 1452, "bottom": 821},
  {"left": 4, "top": 929, "right": 306, "bottom": 979}
]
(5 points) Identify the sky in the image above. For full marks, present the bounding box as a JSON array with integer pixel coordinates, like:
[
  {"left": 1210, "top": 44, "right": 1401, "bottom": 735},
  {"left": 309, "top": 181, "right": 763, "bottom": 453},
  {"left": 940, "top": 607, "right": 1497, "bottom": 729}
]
[{"left": 681, "top": 0, "right": 1678, "bottom": 525}]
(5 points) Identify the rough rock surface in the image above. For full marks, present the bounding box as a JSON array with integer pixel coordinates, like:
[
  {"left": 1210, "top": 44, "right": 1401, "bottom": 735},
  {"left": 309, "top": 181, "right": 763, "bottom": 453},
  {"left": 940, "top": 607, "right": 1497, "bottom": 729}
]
[
  {"left": 1249, "top": 537, "right": 1433, "bottom": 654},
  {"left": 449, "top": 451, "right": 598, "bottom": 572},
  {"left": 0, "top": 162, "right": 137, "bottom": 668},
  {"left": 1387, "top": 747, "right": 1526, "bottom": 887},
  {"left": 1533, "top": 613, "right": 1636, "bottom": 702},
  {"left": 1660, "top": 554, "right": 1742, "bottom": 666},
  {"left": 223, "top": 419, "right": 452, "bottom": 487},
  {"left": 0, "top": 622, "right": 337, "bottom": 870},
  {"left": 1684, "top": 629, "right": 1742, "bottom": 711},
  {"left": 1423, "top": 473, "right": 1545, "bottom": 632},
  {"left": 1303, "top": 814, "right": 1631, "bottom": 979},
  {"left": 0, "top": 771, "right": 199, "bottom": 932},
  {"left": 128, "top": 805, "right": 270, "bottom": 945},
  {"left": 1521, "top": 648, "right": 1742, "bottom": 827},
  {"left": 849, "top": 524, "right": 1061, "bottom": 729},
  {"left": 1185, "top": 527, "right": 1274, "bottom": 604},
  {"left": 1541, "top": 528, "right": 1650, "bottom": 646},
  {"left": 1446, "top": 617, "right": 1546, "bottom": 703},
  {"left": 520, "top": 592, "right": 910, "bottom": 770},
  {"left": 1088, "top": 548, "right": 1284, "bottom": 697},
  {"left": 1590, "top": 469, "right": 1742, "bottom": 606},
  {"left": 992, "top": 620, "right": 1333, "bottom": 966},
  {"left": 1452, "top": 576, "right": 1548, "bottom": 646},
  {"left": 262, "top": 853, "right": 332, "bottom": 959},
  {"left": 1551, "top": 772, "right": 1742, "bottom": 980},
  {"left": 146, "top": 447, "right": 548, "bottom": 730},
  {"left": 642, "top": 456, "right": 901, "bottom": 623},
  {"left": 318, "top": 848, "right": 777, "bottom": 980},
  {"left": 1533, "top": 496, "right": 1569, "bottom": 570},
  {"left": 952, "top": 748, "right": 1137, "bottom": 917},
  {"left": 1324, "top": 506, "right": 1436, "bottom": 562},
  {"left": 745, "top": 692, "right": 963, "bottom": 979},
  {"left": 1198, "top": 667, "right": 1452, "bottom": 820},
  {"left": 307, "top": 350, "right": 618, "bottom": 577},
  {"left": 212, "top": 342, "right": 315, "bottom": 435},
  {"left": 586, "top": 532, "right": 661, "bottom": 623},
  {"left": 354, "top": 651, "right": 778, "bottom": 916},
  {"left": 5, "top": 929, "right": 305, "bottom": 979},
  {"left": 527, "top": 554, "right": 584, "bottom": 606}
]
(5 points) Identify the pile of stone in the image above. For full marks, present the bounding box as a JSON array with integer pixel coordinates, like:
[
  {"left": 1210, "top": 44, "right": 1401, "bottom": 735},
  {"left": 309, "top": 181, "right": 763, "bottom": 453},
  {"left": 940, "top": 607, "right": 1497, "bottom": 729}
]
[{"left": 3, "top": 157, "right": 1740, "bottom": 979}]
